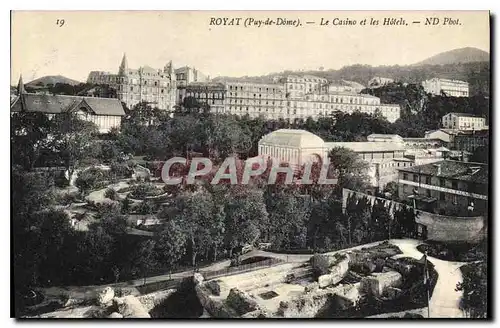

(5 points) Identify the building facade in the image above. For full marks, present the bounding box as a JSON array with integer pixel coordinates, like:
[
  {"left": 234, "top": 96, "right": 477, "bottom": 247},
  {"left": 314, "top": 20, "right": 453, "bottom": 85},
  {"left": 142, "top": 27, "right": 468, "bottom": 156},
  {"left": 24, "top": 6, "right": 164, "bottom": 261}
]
[
  {"left": 368, "top": 77, "right": 394, "bottom": 88},
  {"left": 422, "top": 78, "right": 469, "bottom": 97},
  {"left": 87, "top": 54, "right": 178, "bottom": 111},
  {"left": 397, "top": 160, "right": 488, "bottom": 215},
  {"left": 12, "top": 77, "right": 125, "bottom": 133},
  {"left": 453, "top": 129, "right": 489, "bottom": 153},
  {"left": 277, "top": 75, "right": 329, "bottom": 99},
  {"left": 177, "top": 82, "right": 226, "bottom": 113},
  {"left": 176, "top": 74, "right": 401, "bottom": 122},
  {"left": 442, "top": 112, "right": 486, "bottom": 130},
  {"left": 220, "top": 80, "right": 287, "bottom": 118},
  {"left": 175, "top": 66, "right": 209, "bottom": 87},
  {"left": 257, "top": 129, "right": 419, "bottom": 188}
]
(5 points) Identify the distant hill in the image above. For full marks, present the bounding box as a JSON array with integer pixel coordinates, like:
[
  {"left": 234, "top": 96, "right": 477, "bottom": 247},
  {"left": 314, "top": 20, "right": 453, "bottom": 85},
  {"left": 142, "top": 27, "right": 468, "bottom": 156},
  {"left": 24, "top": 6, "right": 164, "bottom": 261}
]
[
  {"left": 213, "top": 61, "right": 490, "bottom": 96},
  {"left": 26, "top": 75, "right": 81, "bottom": 88},
  {"left": 413, "top": 47, "right": 489, "bottom": 66}
]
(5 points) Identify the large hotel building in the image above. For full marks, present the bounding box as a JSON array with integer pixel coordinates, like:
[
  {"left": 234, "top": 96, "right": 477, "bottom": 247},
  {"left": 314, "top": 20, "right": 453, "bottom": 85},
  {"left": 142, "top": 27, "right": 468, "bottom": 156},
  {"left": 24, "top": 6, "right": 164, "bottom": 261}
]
[
  {"left": 87, "top": 54, "right": 190, "bottom": 111},
  {"left": 87, "top": 59, "right": 400, "bottom": 122},
  {"left": 421, "top": 78, "right": 469, "bottom": 97},
  {"left": 178, "top": 75, "right": 401, "bottom": 123}
]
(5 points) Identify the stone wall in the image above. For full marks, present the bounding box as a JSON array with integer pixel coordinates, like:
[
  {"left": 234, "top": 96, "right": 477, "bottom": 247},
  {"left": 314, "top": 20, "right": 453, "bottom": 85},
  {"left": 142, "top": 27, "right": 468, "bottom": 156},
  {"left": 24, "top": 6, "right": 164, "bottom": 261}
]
[
  {"left": 415, "top": 211, "right": 484, "bottom": 243},
  {"left": 342, "top": 188, "right": 486, "bottom": 243}
]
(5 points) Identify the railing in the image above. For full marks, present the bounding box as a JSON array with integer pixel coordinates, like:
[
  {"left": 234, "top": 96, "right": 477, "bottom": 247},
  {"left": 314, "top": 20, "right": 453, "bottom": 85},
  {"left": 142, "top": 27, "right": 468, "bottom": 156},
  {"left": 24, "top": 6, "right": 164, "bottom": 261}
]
[{"left": 202, "top": 258, "right": 284, "bottom": 280}]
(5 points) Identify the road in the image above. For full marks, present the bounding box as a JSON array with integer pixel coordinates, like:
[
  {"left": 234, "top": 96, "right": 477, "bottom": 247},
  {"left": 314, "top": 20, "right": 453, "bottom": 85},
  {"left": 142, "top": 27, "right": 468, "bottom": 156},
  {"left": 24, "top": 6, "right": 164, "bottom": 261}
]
[{"left": 389, "top": 239, "right": 466, "bottom": 318}]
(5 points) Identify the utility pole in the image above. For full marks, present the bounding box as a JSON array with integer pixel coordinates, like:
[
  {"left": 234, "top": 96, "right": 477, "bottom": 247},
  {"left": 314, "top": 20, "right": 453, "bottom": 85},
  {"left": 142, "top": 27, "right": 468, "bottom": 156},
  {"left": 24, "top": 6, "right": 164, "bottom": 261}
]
[{"left": 424, "top": 251, "right": 430, "bottom": 318}]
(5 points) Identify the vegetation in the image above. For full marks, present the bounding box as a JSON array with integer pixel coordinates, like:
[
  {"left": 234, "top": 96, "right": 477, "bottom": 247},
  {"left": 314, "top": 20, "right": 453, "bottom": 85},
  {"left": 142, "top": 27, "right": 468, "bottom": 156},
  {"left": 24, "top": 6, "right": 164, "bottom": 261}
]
[
  {"left": 12, "top": 83, "right": 488, "bottom": 316},
  {"left": 456, "top": 262, "right": 488, "bottom": 318}
]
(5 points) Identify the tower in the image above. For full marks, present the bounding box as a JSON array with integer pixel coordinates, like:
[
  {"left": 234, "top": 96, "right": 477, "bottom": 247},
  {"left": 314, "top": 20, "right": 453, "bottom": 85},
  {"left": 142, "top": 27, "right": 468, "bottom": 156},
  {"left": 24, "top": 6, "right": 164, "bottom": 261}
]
[
  {"left": 17, "top": 75, "right": 26, "bottom": 95},
  {"left": 118, "top": 53, "right": 128, "bottom": 76},
  {"left": 164, "top": 60, "right": 174, "bottom": 76}
]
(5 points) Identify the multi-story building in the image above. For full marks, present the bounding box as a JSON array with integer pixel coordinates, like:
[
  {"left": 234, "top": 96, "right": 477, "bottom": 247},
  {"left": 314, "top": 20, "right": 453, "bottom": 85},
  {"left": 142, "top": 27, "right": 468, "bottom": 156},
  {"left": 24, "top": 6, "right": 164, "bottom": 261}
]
[
  {"left": 87, "top": 54, "right": 178, "bottom": 111},
  {"left": 326, "top": 80, "right": 365, "bottom": 94},
  {"left": 368, "top": 77, "right": 394, "bottom": 88},
  {"left": 453, "top": 129, "right": 489, "bottom": 153},
  {"left": 397, "top": 160, "right": 488, "bottom": 215},
  {"left": 220, "top": 80, "right": 287, "bottom": 119},
  {"left": 11, "top": 76, "right": 125, "bottom": 134},
  {"left": 285, "top": 91, "right": 400, "bottom": 122},
  {"left": 177, "top": 75, "right": 400, "bottom": 122},
  {"left": 422, "top": 78, "right": 469, "bottom": 97},
  {"left": 177, "top": 82, "right": 226, "bottom": 114},
  {"left": 277, "top": 75, "right": 329, "bottom": 99},
  {"left": 257, "top": 129, "right": 414, "bottom": 188},
  {"left": 442, "top": 112, "right": 486, "bottom": 130},
  {"left": 175, "top": 66, "right": 209, "bottom": 87}
]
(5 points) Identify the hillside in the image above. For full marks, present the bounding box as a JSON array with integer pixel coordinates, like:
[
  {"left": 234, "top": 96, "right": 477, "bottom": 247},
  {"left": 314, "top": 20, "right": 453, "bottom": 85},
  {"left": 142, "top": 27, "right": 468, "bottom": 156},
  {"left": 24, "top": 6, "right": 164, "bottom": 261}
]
[
  {"left": 413, "top": 47, "right": 489, "bottom": 66},
  {"left": 26, "top": 75, "right": 81, "bottom": 87},
  {"left": 214, "top": 62, "right": 490, "bottom": 96}
]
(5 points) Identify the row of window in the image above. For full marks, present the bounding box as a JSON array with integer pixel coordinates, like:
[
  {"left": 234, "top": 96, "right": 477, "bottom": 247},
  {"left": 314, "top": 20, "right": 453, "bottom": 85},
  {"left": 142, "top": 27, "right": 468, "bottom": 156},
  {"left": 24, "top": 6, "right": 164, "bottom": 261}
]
[{"left": 228, "top": 85, "right": 280, "bottom": 92}]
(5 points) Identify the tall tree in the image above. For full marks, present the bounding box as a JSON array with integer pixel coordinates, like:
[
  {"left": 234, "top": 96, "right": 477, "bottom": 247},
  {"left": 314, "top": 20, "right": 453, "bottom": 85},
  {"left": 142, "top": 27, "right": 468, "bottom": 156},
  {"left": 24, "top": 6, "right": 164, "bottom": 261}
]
[
  {"left": 155, "top": 220, "right": 187, "bottom": 274},
  {"left": 134, "top": 239, "right": 158, "bottom": 285},
  {"left": 50, "top": 112, "right": 100, "bottom": 183}
]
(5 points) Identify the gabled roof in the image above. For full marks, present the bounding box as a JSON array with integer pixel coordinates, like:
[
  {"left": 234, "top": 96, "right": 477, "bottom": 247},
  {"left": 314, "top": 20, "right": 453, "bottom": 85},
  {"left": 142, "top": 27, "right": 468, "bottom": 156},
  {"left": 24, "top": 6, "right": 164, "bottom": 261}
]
[
  {"left": 11, "top": 93, "right": 125, "bottom": 116},
  {"left": 398, "top": 160, "right": 488, "bottom": 185}
]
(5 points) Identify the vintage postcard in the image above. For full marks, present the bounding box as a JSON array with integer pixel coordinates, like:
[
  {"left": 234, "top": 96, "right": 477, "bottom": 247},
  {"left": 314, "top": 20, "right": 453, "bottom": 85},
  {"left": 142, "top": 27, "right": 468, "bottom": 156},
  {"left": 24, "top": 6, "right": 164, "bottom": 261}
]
[{"left": 11, "top": 10, "right": 490, "bottom": 319}]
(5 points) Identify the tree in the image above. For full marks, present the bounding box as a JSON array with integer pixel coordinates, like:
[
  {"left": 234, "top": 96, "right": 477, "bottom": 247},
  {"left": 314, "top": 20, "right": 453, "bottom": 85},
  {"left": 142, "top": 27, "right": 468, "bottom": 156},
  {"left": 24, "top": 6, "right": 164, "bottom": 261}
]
[
  {"left": 11, "top": 112, "right": 53, "bottom": 170},
  {"left": 265, "top": 190, "right": 309, "bottom": 250},
  {"left": 223, "top": 187, "right": 269, "bottom": 257},
  {"left": 328, "top": 147, "right": 370, "bottom": 195},
  {"left": 77, "top": 225, "right": 114, "bottom": 283},
  {"left": 134, "top": 240, "right": 158, "bottom": 285},
  {"left": 155, "top": 220, "right": 187, "bottom": 274},
  {"left": 50, "top": 112, "right": 100, "bottom": 183},
  {"left": 91, "top": 202, "right": 128, "bottom": 235},
  {"left": 456, "top": 262, "right": 488, "bottom": 318},
  {"left": 172, "top": 191, "right": 214, "bottom": 267}
]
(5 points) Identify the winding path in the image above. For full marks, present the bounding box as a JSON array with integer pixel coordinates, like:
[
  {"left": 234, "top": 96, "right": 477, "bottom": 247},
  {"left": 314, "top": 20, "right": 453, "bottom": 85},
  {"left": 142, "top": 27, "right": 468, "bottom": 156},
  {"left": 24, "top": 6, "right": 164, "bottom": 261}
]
[{"left": 389, "top": 239, "right": 466, "bottom": 318}]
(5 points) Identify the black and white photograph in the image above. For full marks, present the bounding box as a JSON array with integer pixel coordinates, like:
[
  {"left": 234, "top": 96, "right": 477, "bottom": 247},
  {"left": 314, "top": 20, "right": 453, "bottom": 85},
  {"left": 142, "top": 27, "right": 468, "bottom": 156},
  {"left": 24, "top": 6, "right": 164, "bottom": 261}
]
[{"left": 10, "top": 10, "right": 490, "bottom": 319}]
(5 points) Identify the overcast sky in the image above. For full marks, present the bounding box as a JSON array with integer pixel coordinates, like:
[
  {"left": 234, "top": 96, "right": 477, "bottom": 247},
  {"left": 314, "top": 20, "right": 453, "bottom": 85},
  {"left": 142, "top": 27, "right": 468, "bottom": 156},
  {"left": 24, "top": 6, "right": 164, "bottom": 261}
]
[{"left": 11, "top": 11, "right": 490, "bottom": 84}]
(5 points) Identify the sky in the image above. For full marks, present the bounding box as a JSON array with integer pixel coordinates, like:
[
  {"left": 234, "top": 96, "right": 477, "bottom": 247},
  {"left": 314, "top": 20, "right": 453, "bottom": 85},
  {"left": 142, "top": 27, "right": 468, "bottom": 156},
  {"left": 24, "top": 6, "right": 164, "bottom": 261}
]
[{"left": 11, "top": 11, "right": 490, "bottom": 84}]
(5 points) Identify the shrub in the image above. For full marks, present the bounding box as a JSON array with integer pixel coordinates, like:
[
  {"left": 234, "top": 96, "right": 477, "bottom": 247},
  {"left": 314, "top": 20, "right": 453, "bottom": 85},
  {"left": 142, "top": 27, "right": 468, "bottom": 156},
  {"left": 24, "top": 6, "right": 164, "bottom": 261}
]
[
  {"left": 104, "top": 188, "right": 118, "bottom": 201},
  {"left": 130, "top": 183, "right": 163, "bottom": 200},
  {"left": 75, "top": 167, "right": 109, "bottom": 194},
  {"left": 110, "top": 161, "right": 133, "bottom": 179}
]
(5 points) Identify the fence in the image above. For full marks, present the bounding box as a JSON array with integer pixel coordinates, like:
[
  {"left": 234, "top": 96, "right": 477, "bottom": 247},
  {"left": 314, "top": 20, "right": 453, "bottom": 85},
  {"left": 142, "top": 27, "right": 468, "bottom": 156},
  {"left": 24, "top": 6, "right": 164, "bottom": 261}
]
[{"left": 202, "top": 258, "right": 284, "bottom": 280}]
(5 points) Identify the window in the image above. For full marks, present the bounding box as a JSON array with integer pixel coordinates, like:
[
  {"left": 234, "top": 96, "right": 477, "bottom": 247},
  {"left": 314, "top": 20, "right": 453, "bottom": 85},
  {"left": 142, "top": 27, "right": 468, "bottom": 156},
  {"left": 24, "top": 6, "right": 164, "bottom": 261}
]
[
  {"left": 451, "top": 181, "right": 458, "bottom": 189},
  {"left": 403, "top": 173, "right": 408, "bottom": 180},
  {"left": 425, "top": 176, "right": 431, "bottom": 185},
  {"left": 426, "top": 189, "right": 431, "bottom": 197},
  {"left": 440, "top": 192, "right": 445, "bottom": 201},
  {"left": 413, "top": 174, "right": 419, "bottom": 182},
  {"left": 439, "top": 178, "right": 445, "bottom": 187}
]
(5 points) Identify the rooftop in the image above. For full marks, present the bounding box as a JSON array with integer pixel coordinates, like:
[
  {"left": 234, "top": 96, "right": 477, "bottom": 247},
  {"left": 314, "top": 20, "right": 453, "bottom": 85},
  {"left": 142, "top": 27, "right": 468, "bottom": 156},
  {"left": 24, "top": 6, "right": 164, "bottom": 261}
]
[
  {"left": 368, "top": 134, "right": 403, "bottom": 139},
  {"left": 325, "top": 141, "right": 405, "bottom": 152},
  {"left": 445, "top": 112, "right": 483, "bottom": 118},
  {"left": 11, "top": 93, "right": 125, "bottom": 116},
  {"left": 259, "top": 129, "right": 325, "bottom": 148},
  {"left": 398, "top": 160, "right": 488, "bottom": 185}
]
